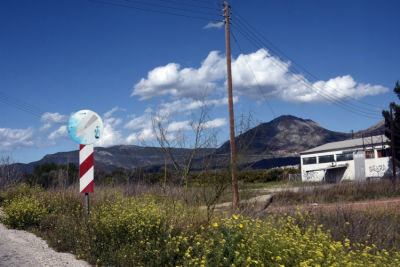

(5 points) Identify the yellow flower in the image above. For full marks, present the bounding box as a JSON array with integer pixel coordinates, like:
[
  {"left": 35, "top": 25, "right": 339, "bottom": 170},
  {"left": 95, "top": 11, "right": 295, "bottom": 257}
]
[
  {"left": 213, "top": 222, "right": 218, "bottom": 227},
  {"left": 239, "top": 224, "right": 243, "bottom": 228},
  {"left": 232, "top": 214, "right": 238, "bottom": 220}
]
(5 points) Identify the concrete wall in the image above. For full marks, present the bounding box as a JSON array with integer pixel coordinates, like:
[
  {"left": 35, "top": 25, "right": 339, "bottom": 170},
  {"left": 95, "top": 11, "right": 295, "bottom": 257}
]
[{"left": 300, "top": 145, "right": 391, "bottom": 182}]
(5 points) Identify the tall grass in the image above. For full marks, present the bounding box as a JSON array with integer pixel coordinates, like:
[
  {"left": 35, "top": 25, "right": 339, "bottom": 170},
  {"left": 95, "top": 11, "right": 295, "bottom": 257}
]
[{"left": 1, "top": 182, "right": 400, "bottom": 266}]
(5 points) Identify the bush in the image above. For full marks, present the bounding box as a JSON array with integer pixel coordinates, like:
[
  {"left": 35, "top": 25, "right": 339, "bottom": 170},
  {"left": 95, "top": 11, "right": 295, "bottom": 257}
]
[
  {"left": 2, "top": 196, "right": 45, "bottom": 229},
  {"left": 0, "top": 183, "right": 43, "bottom": 205}
]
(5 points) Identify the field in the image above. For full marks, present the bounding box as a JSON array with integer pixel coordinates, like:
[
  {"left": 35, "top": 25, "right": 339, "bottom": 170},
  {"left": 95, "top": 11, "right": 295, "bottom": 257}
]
[{"left": 1, "top": 179, "right": 400, "bottom": 266}]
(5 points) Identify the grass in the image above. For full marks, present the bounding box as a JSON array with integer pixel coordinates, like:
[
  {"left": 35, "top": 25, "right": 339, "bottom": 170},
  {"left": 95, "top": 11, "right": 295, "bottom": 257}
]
[{"left": 1, "top": 181, "right": 400, "bottom": 266}]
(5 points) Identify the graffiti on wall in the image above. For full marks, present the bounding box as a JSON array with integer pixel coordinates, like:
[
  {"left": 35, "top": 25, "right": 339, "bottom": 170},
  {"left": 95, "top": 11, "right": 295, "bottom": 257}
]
[
  {"left": 369, "top": 164, "right": 386, "bottom": 176},
  {"left": 303, "top": 170, "right": 318, "bottom": 181},
  {"left": 369, "top": 165, "right": 385, "bottom": 172}
]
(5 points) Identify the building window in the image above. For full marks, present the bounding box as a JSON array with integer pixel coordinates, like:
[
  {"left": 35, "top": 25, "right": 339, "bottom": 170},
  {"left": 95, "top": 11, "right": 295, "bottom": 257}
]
[
  {"left": 365, "top": 150, "right": 374, "bottom": 159},
  {"left": 318, "top": 155, "right": 334, "bottom": 163},
  {"left": 303, "top": 157, "right": 316, "bottom": 165},
  {"left": 377, "top": 148, "right": 392, "bottom": 158},
  {"left": 336, "top": 153, "right": 353, "bottom": 162}
]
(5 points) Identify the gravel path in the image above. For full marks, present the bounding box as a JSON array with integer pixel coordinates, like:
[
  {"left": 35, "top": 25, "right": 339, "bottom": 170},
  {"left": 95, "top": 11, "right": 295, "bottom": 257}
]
[{"left": 0, "top": 221, "right": 90, "bottom": 267}]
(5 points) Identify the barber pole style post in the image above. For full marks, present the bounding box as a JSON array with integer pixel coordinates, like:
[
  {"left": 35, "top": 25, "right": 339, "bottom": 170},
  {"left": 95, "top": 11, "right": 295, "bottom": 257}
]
[
  {"left": 68, "top": 110, "right": 103, "bottom": 221},
  {"left": 80, "top": 144, "right": 94, "bottom": 220}
]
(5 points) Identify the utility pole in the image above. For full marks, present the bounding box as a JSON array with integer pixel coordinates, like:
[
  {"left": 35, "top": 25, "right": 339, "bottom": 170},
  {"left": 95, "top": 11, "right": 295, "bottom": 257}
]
[
  {"left": 390, "top": 105, "right": 396, "bottom": 186},
  {"left": 224, "top": 1, "right": 239, "bottom": 209}
]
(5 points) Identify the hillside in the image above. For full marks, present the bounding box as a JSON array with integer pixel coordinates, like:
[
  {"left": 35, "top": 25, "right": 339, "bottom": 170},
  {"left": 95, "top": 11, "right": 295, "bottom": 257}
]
[{"left": 16, "top": 115, "right": 386, "bottom": 173}]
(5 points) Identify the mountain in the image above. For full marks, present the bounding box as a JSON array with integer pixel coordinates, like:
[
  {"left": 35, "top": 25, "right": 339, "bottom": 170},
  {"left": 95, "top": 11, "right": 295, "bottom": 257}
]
[
  {"left": 17, "top": 115, "right": 383, "bottom": 173},
  {"left": 353, "top": 119, "right": 386, "bottom": 138},
  {"left": 217, "top": 115, "right": 351, "bottom": 162},
  {"left": 17, "top": 146, "right": 214, "bottom": 174}
]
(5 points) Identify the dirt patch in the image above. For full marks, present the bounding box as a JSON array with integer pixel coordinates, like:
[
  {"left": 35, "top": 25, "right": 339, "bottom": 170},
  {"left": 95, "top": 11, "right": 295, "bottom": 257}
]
[{"left": 265, "top": 197, "right": 400, "bottom": 215}]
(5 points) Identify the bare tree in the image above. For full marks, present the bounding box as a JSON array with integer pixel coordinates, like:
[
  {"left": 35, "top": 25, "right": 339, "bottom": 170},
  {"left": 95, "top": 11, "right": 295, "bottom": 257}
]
[
  {"left": 0, "top": 156, "right": 24, "bottom": 189},
  {"left": 148, "top": 93, "right": 220, "bottom": 201}
]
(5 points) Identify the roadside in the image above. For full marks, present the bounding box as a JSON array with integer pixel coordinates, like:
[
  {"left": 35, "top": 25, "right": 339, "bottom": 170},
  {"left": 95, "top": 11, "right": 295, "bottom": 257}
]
[{"left": 0, "top": 208, "right": 90, "bottom": 267}]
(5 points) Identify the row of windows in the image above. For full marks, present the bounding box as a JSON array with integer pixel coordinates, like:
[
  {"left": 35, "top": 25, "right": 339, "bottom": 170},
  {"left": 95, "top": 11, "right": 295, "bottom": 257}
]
[{"left": 303, "top": 148, "right": 391, "bottom": 165}]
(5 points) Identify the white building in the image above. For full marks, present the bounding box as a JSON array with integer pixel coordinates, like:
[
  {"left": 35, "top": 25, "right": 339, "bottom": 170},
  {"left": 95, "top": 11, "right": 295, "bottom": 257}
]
[{"left": 300, "top": 135, "right": 394, "bottom": 182}]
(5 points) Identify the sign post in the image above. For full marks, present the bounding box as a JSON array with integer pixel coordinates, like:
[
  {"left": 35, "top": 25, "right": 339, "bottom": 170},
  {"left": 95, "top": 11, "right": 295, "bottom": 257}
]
[{"left": 68, "top": 110, "right": 103, "bottom": 220}]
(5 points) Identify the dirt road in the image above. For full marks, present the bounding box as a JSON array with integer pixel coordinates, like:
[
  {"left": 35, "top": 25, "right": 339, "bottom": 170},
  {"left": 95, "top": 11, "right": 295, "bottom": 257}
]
[{"left": 0, "top": 220, "right": 90, "bottom": 267}]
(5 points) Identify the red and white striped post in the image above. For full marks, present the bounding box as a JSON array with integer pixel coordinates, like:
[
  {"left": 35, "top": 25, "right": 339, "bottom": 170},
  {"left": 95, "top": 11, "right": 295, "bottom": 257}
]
[
  {"left": 80, "top": 144, "right": 94, "bottom": 193},
  {"left": 80, "top": 144, "right": 94, "bottom": 220},
  {"left": 68, "top": 110, "right": 103, "bottom": 221}
]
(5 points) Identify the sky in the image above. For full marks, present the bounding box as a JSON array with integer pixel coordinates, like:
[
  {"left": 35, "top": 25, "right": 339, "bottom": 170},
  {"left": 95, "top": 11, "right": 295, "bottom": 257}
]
[{"left": 1, "top": 0, "right": 399, "bottom": 164}]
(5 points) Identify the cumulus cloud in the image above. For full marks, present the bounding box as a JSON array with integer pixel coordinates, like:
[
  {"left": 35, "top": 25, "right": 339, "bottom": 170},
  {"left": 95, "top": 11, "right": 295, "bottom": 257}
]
[
  {"left": 131, "top": 49, "right": 389, "bottom": 104},
  {"left": 39, "top": 123, "right": 52, "bottom": 132},
  {"left": 95, "top": 117, "right": 126, "bottom": 147},
  {"left": 104, "top": 106, "right": 126, "bottom": 118},
  {"left": 41, "top": 112, "right": 69, "bottom": 124},
  {"left": 203, "top": 22, "right": 224, "bottom": 29},
  {"left": 48, "top": 125, "right": 69, "bottom": 140},
  {"left": 131, "top": 51, "right": 226, "bottom": 100},
  {"left": 0, "top": 127, "right": 38, "bottom": 152}
]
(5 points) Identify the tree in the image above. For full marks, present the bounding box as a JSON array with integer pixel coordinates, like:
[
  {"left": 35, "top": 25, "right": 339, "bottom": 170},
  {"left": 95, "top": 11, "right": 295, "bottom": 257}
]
[
  {"left": 0, "top": 156, "right": 23, "bottom": 189},
  {"left": 382, "top": 80, "right": 400, "bottom": 163}
]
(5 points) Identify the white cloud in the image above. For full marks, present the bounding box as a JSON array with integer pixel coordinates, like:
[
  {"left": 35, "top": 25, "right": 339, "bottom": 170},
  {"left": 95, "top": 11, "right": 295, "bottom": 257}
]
[
  {"left": 169, "top": 120, "right": 192, "bottom": 132},
  {"left": 95, "top": 117, "right": 126, "bottom": 147},
  {"left": 104, "top": 106, "right": 126, "bottom": 118},
  {"left": 131, "top": 51, "right": 226, "bottom": 100},
  {"left": 131, "top": 49, "right": 389, "bottom": 104},
  {"left": 39, "top": 123, "right": 52, "bottom": 132},
  {"left": 202, "top": 118, "right": 227, "bottom": 129},
  {"left": 0, "top": 127, "right": 38, "bottom": 152},
  {"left": 48, "top": 125, "right": 69, "bottom": 140},
  {"left": 203, "top": 22, "right": 224, "bottom": 29},
  {"left": 41, "top": 112, "right": 69, "bottom": 124}
]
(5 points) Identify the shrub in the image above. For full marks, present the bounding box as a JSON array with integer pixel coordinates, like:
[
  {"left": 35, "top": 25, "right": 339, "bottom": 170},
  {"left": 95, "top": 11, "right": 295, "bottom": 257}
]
[{"left": 2, "top": 196, "right": 45, "bottom": 229}]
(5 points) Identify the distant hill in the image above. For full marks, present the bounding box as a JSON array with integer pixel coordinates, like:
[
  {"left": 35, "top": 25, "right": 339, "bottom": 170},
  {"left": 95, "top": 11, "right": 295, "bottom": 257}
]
[
  {"left": 17, "top": 115, "right": 384, "bottom": 173},
  {"left": 17, "top": 146, "right": 214, "bottom": 174},
  {"left": 353, "top": 119, "right": 386, "bottom": 138},
  {"left": 217, "top": 115, "right": 351, "bottom": 163}
]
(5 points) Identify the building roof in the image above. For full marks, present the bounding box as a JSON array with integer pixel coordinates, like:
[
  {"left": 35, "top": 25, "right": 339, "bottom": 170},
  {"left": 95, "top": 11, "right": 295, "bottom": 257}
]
[{"left": 300, "top": 136, "right": 390, "bottom": 155}]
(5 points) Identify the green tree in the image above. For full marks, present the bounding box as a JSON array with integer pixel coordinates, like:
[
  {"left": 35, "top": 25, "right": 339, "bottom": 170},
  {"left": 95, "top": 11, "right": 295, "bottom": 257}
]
[{"left": 382, "top": 80, "right": 400, "bottom": 162}]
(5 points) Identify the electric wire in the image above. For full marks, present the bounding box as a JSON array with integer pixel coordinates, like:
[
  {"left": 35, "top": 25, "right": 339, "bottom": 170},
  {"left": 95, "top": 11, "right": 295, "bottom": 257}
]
[
  {"left": 231, "top": 25, "right": 382, "bottom": 120},
  {"left": 125, "top": 0, "right": 222, "bottom": 16},
  {"left": 231, "top": 22, "right": 381, "bottom": 118},
  {"left": 231, "top": 19, "right": 381, "bottom": 115},
  {"left": 230, "top": 30, "right": 276, "bottom": 118},
  {"left": 0, "top": 92, "right": 68, "bottom": 124},
  {"left": 231, "top": 24, "right": 382, "bottom": 119},
  {"left": 160, "top": 0, "right": 222, "bottom": 11},
  {"left": 193, "top": 0, "right": 223, "bottom": 5},
  {"left": 90, "top": 0, "right": 223, "bottom": 21},
  {"left": 230, "top": 7, "right": 383, "bottom": 110}
]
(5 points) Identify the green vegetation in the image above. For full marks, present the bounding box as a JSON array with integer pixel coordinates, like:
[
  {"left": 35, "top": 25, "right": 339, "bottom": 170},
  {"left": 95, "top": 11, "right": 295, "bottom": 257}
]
[
  {"left": 1, "top": 183, "right": 400, "bottom": 266},
  {"left": 382, "top": 80, "right": 400, "bottom": 164}
]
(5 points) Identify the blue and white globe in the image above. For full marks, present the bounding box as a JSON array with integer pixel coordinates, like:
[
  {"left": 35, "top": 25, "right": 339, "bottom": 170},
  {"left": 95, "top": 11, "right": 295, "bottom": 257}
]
[{"left": 68, "top": 110, "right": 103, "bottom": 145}]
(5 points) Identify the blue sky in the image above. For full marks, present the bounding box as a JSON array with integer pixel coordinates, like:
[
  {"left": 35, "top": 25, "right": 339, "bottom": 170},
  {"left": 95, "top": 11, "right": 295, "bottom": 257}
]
[{"left": 1, "top": 0, "right": 399, "bottom": 164}]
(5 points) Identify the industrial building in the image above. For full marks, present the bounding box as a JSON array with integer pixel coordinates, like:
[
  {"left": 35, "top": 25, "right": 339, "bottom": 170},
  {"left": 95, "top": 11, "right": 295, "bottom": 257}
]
[{"left": 300, "top": 135, "right": 394, "bottom": 182}]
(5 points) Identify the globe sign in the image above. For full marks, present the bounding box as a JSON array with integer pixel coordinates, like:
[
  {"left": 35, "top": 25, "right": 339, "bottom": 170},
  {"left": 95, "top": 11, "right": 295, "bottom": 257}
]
[{"left": 68, "top": 110, "right": 103, "bottom": 145}]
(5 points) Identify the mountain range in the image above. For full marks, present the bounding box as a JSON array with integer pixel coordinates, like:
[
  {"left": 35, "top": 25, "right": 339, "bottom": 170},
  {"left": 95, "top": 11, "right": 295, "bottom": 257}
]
[{"left": 16, "top": 115, "right": 386, "bottom": 173}]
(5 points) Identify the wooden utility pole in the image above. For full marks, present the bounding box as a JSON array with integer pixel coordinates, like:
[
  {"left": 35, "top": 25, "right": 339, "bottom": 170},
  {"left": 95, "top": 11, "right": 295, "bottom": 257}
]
[
  {"left": 224, "top": 1, "right": 239, "bottom": 209},
  {"left": 390, "top": 105, "right": 396, "bottom": 186}
]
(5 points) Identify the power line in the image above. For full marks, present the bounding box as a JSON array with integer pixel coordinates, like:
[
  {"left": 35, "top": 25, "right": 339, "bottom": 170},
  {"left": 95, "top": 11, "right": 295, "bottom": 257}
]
[
  {"left": 230, "top": 30, "right": 276, "bottom": 118},
  {"left": 231, "top": 19, "right": 381, "bottom": 115},
  {"left": 193, "top": 0, "right": 223, "bottom": 5},
  {"left": 230, "top": 7, "right": 383, "bottom": 110},
  {"left": 0, "top": 92, "right": 68, "bottom": 124},
  {"left": 89, "top": 0, "right": 223, "bottom": 21},
  {"left": 231, "top": 22, "right": 381, "bottom": 118},
  {"left": 230, "top": 25, "right": 382, "bottom": 120},
  {"left": 160, "top": 0, "right": 222, "bottom": 11},
  {"left": 125, "top": 0, "right": 222, "bottom": 16}
]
